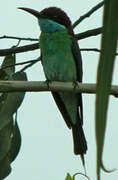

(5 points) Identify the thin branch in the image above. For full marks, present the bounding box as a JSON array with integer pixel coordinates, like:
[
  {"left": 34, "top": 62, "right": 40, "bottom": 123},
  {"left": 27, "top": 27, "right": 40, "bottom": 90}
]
[
  {"left": 81, "top": 48, "right": 118, "bottom": 55},
  {"left": 0, "top": 35, "right": 38, "bottom": 41},
  {"left": 80, "top": 48, "right": 101, "bottom": 53},
  {"left": 0, "top": 43, "right": 39, "bottom": 56},
  {"left": 14, "top": 40, "right": 21, "bottom": 47},
  {"left": 75, "top": 27, "right": 102, "bottom": 40},
  {"left": 0, "top": 58, "right": 40, "bottom": 71},
  {"left": 73, "top": 1, "right": 104, "bottom": 28},
  {"left": 0, "top": 81, "right": 117, "bottom": 97},
  {"left": 20, "top": 56, "right": 41, "bottom": 71}
]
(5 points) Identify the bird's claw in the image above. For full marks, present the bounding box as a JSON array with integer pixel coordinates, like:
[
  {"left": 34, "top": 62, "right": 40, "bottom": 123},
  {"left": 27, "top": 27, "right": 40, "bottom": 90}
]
[
  {"left": 45, "top": 79, "right": 51, "bottom": 90},
  {"left": 72, "top": 80, "right": 79, "bottom": 92}
]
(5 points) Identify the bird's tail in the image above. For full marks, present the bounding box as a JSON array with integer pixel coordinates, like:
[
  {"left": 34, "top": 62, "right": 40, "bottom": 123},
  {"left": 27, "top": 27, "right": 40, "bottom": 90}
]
[{"left": 72, "top": 122, "right": 87, "bottom": 166}]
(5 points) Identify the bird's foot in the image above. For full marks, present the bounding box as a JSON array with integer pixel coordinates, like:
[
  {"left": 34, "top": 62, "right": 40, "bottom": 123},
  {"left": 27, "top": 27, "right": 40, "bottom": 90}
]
[
  {"left": 72, "top": 80, "right": 79, "bottom": 92},
  {"left": 45, "top": 79, "right": 51, "bottom": 90}
]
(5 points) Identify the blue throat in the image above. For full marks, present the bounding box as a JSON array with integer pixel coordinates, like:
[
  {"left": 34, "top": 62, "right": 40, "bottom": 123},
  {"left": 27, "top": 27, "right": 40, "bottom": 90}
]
[{"left": 38, "top": 18, "right": 66, "bottom": 33}]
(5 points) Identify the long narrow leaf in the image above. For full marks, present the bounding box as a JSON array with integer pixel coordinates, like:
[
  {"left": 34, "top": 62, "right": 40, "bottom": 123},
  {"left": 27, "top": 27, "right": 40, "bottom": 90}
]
[{"left": 95, "top": 1, "right": 118, "bottom": 180}]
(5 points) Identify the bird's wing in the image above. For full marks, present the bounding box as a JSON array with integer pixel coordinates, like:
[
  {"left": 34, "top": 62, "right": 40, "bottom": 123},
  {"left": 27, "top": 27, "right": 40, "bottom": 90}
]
[
  {"left": 71, "top": 37, "right": 83, "bottom": 124},
  {"left": 71, "top": 37, "right": 83, "bottom": 82},
  {"left": 51, "top": 91, "right": 72, "bottom": 128}
]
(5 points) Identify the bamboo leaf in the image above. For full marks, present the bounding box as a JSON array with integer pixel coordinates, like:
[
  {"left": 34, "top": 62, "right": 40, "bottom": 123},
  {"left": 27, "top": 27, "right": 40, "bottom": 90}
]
[{"left": 95, "top": 1, "right": 118, "bottom": 180}]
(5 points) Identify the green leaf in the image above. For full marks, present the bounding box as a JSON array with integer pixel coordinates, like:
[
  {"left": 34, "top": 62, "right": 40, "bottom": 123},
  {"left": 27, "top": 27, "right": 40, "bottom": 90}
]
[
  {"left": 0, "top": 120, "right": 13, "bottom": 179},
  {"left": 0, "top": 155, "right": 11, "bottom": 179},
  {"left": 0, "top": 92, "right": 7, "bottom": 112},
  {"left": 1, "top": 54, "right": 15, "bottom": 76},
  {"left": 65, "top": 173, "right": 72, "bottom": 180},
  {"left": 0, "top": 71, "right": 27, "bottom": 130},
  {"left": 0, "top": 119, "right": 13, "bottom": 161},
  {"left": 9, "top": 117, "right": 21, "bottom": 162},
  {"left": 0, "top": 71, "right": 27, "bottom": 179},
  {"left": 95, "top": 1, "right": 118, "bottom": 180},
  {"left": 0, "top": 56, "right": 27, "bottom": 179},
  {"left": 0, "top": 69, "right": 8, "bottom": 81},
  {"left": 0, "top": 54, "right": 16, "bottom": 111}
]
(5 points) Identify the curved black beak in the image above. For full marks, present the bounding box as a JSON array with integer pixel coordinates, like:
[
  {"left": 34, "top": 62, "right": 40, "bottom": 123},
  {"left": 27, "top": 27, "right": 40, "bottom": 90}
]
[{"left": 18, "top": 7, "right": 41, "bottom": 18}]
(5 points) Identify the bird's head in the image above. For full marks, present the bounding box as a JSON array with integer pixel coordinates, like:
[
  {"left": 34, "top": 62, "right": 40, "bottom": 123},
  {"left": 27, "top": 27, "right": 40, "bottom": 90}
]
[{"left": 18, "top": 7, "right": 74, "bottom": 35}]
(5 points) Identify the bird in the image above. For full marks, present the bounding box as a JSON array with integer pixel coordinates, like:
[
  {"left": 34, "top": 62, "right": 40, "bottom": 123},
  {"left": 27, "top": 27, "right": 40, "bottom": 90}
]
[{"left": 18, "top": 7, "right": 87, "bottom": 165}]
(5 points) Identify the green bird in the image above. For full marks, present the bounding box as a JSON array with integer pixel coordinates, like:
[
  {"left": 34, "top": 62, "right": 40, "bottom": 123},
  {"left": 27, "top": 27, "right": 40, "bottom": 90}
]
[{"left": 19, "top": 7, "right": 87, "bottom": 164}]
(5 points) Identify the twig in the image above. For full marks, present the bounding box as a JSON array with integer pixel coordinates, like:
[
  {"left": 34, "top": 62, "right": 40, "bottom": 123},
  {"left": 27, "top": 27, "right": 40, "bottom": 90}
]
[
  {"left": 0, "top": 43, "right": 39, "bottom": 56},
  {"left": 0, "top": 58, "right": 40, "bottom": 70},
  {"left": 75, "top": 27, "right": 102, "bottom": 40},
  {"left": 0, "top": 81, "right": 117, "bottom": 97},
  {"left": 80, "top": 48, "right": 101, "bottom": 52},
  {"left": 73, "top": 1, "right": 104, "bottom": 28},
  {"left": 80, "top": 48, "right": 118, "bottom": 55},
  {"left": 0, "top": 35, "right": 38, "bottom": 41},
  {"left": 14, "top": 40, "right": 21, "bottom": 47},
  {"left": 20, "top": 57, "right": 41, "bottom": 72}
]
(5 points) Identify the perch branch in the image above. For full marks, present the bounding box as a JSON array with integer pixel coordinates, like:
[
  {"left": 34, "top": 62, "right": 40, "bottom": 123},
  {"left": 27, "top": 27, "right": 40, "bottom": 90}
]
[{"left": 0, "top": 81, "right": 117, "bottom": 97}]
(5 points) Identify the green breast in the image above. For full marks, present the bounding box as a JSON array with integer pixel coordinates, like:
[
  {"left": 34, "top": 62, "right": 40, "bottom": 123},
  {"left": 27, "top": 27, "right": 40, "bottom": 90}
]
[{"left": 40, "top": 30, "right": 77, "bottom": 81}]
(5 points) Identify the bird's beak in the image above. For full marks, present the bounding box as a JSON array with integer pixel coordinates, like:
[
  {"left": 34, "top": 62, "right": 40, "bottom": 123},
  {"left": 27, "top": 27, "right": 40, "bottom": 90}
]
[{"left": 18, "top": 7, "right": 41, "bottom": 18}]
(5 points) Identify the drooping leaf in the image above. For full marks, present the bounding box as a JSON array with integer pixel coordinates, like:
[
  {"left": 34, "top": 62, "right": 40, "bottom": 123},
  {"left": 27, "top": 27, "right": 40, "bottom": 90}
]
[
  {"left": 0, "top": 71, "right": 27, "bottom": 130},
  {"left": 1, "top": 54, "right": 15, "bottom": 76},
  {"left": 0, "top": 53, "right": 27, "bottom": 179},
  {"left": 0, "top": 69, "right": 8, "bottom": 81},
  {"left": 0, "top": 92, "right": 7, "bottom": 112},
  {"left": 0, "top": 120, "right": 13, "bottom": 179},
  {"left": 95, "top": 0, "right": 118, "bottom": 180},
  {"left": 0, "top": 155, "right": 11, "bottom": 179},
  {"left": 0, "top": 71, "right": 27, "bottom": 179},
  {"left": 0, "top": 54, "right": 16, "bottom": 111},
  {"left": 9, "top": 116, "right": 21, "bottom": 162},
  {"left": 0, "top": 119, "right": 13, "bottom": 161}
]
